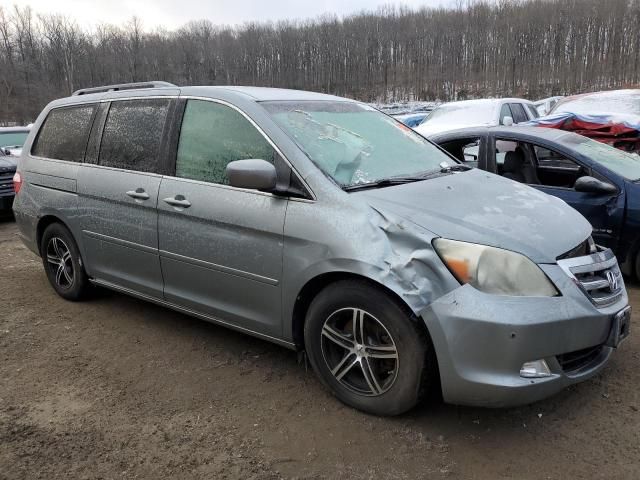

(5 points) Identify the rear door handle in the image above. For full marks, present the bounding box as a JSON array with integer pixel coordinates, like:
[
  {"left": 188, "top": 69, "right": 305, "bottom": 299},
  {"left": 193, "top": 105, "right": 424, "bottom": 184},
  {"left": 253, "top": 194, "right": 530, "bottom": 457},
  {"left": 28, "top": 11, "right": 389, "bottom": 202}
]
[
  {"left": 126, "top": 188, "right": 150, "bottom": 200},
  {"left": 163, "top": 195, "right": 191, "bottom": 208}
]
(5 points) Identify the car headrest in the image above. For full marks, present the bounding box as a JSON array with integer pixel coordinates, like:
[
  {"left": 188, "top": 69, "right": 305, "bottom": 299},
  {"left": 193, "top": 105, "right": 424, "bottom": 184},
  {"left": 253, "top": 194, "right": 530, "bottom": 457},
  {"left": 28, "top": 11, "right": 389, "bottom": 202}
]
[{"left": 503, "top": 149, "right": 525, "bottom": 173}]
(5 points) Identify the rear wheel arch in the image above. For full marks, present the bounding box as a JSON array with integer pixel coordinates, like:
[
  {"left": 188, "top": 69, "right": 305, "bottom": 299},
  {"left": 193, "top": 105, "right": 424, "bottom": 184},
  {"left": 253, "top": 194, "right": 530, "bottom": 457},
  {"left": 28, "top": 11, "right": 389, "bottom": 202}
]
[
  {"left": 36, "top": 215, "right": 70, "bottom": 256},
  {"left": 39, "top": 221, "right": 89, "bottom": 301}
]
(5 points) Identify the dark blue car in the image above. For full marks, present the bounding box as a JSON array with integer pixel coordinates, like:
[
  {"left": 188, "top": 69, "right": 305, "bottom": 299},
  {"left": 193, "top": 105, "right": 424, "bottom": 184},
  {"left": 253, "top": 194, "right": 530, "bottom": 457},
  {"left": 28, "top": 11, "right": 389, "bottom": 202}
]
[
  {"left": 392, "top": 112, "right": 431, "bottom": 128},
  {"left": 430, "top": 126, "right": 640, "bottom": 277}
]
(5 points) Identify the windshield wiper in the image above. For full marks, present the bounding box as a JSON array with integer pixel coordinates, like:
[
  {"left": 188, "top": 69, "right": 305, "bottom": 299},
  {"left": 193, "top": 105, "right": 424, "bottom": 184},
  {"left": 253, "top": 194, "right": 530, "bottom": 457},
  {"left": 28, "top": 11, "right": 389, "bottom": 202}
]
[
  {"left": 342, "top": 175, "right": 428, "bottom": 192},
  {"left": 439, "top": 163, "right": 471, "bottom": 173},
  {"left": 342, "top": 164, "right": 470, "bottom": 192}
]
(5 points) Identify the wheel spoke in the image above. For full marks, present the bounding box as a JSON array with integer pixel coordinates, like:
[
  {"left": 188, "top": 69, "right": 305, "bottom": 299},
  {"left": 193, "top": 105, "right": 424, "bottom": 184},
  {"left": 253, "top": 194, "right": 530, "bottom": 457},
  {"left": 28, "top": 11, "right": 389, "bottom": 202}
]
[
  {"left": 365, "top": 344, "right": 398, "bottom": 360},
  {"left": 322, "top": 324, "right": 354, "bottom": 350},
  {"left": 47, "top": 237, "right": 74, "bottom": 289},
  {"left": 61, "top": 250, "right": 72, "bottom": 264},
  {"left": 55, "top": 263, "right": 65, "bottom": 285},
  {"left": 332, "top": 353, "right": 358, "bottom": 380},
  {"left": 360, "top": 357, "right": 383, "bottom": 395},
  {"left": 61, "top": 265, "right": 74, "bottom": 285},
  {"left": 51, "top": 238, "right": 63, "bottom": 258},
  {"left": 321, "top": 307, "right": 399, "bottom": 397},
  {"left": 352, "top": 309, "right": 366, "bottom": 344}
]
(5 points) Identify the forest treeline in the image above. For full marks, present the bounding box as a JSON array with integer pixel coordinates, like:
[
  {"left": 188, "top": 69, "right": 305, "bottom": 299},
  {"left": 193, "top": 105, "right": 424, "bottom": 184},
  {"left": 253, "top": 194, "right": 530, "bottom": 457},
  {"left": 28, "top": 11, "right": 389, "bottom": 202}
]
[{"left": 1, "top": 0, "right": 640, "bottom": 123}]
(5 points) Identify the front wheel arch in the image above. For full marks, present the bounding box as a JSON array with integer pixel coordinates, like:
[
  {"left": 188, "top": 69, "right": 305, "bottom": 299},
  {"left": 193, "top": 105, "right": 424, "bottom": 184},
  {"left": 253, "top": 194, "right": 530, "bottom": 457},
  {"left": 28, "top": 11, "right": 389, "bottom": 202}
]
[
  {"left": 291, "top": 272, "right": 422, "bottom": 349},
  {"left": 302, "top": 278, "right": 440, "bottom": 415}
]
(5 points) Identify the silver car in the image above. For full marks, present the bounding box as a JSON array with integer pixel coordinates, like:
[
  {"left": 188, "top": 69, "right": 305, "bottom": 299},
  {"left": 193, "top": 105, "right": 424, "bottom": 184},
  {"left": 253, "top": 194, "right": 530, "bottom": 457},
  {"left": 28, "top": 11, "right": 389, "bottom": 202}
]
[{"left": 12, "top": 82, "right": 631, "bottom": 415}]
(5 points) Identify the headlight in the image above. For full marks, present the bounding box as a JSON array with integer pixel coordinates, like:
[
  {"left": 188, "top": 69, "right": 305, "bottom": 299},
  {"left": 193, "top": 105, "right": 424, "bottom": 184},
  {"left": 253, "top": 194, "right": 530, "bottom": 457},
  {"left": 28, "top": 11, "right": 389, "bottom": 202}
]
[{"left": 433, "top": 238, "right": 559, "bottom": 297}]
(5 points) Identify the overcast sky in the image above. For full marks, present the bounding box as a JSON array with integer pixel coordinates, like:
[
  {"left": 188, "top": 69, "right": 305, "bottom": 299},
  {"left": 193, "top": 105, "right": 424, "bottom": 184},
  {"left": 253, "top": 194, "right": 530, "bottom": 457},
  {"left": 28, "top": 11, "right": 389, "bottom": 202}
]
[{"left": 0, "top": 0, "right": 455, "bottom": 30}]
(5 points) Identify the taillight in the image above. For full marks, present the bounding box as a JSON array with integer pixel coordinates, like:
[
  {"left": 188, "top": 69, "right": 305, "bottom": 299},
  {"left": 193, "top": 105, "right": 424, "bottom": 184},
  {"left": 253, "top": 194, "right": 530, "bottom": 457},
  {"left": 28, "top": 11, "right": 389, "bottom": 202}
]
[{"left": 13, "top": 171, "right": 22, "bottom": 194}]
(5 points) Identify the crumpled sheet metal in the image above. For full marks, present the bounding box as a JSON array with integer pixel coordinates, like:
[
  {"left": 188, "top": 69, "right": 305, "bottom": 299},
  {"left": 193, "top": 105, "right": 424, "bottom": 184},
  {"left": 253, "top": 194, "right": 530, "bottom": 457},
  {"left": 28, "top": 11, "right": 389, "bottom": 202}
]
[{"left": 365, "top": 205, "right": 454, "bottom": 313}]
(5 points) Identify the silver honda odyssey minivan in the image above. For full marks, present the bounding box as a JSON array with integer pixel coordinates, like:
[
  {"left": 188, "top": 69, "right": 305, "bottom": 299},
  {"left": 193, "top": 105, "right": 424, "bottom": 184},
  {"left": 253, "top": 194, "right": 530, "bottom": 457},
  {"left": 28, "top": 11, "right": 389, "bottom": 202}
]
[{"left": 13, "top": 82, "right": 631, "bottom": 415}]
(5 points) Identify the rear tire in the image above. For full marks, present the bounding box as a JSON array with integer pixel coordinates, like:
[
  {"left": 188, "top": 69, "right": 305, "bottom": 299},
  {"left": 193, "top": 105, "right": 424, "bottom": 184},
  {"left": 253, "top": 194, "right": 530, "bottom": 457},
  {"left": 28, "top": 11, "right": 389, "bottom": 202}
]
[
  {"left": 40, "top": 223, "right": 88, "bottom": 301},
  {"left": 304, "top": 280, "right": 437, "bottom": 416}
]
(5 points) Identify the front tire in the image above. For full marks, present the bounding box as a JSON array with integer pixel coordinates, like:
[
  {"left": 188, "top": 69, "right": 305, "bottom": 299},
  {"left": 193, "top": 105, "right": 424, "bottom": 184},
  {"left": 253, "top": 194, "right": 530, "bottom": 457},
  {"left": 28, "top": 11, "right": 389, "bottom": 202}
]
[
  {"left": 40, "top": 223, "right": 88, "bottom": 301},
  {"left": 304, "top": 280, "right": 437, "bottom": 416}
]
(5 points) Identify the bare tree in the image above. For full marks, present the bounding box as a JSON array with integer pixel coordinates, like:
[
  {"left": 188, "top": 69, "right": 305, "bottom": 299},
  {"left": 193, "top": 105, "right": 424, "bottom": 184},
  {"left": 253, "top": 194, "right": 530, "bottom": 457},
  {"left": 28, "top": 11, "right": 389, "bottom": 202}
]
[{"left": 1, "top": 0, "right": 640, "bottom": 124}]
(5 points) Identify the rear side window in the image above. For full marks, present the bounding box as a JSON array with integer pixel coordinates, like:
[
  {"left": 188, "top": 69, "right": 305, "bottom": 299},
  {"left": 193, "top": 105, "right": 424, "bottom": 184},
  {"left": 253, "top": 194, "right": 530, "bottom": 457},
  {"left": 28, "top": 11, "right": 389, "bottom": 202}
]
[
  {"left": 175, "top": 99, "right": 275, "bottom": 185},
  {"left": 99, "top": 99, "right": 170, "bottom": 173},
  {"left": 525, "top": 104, "right": 539, "bottom": 119},
  {"left": 32, "top": 105, "right": 96, "bottom": 162}
]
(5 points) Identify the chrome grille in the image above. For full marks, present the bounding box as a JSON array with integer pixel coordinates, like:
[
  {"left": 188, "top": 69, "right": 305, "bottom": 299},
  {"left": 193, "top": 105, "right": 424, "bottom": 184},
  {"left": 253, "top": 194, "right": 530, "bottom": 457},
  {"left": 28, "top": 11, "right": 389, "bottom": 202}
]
[
  {"left": 0, "top": 172, "right": 14, "bottom": 195},
  {"left": 557, "top": 247, "right": 624, "bottom": 308}
]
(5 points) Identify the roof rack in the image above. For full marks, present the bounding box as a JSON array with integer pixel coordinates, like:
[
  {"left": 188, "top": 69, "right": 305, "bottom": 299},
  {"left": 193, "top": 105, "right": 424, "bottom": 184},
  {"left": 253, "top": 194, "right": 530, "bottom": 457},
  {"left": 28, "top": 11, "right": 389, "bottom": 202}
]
[{"left": 72, "top": 81, "right": 177, "bottom": 96}]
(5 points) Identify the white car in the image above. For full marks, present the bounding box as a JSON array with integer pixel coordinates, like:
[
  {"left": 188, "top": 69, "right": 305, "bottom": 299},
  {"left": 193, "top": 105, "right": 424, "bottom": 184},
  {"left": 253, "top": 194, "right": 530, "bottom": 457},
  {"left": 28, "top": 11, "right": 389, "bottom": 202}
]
[
  {"left": 534, "top": 96, "right": 564, "bottom": 116},
  {"left": 414, "top": 98, "right": 539, "bottom": 137}
]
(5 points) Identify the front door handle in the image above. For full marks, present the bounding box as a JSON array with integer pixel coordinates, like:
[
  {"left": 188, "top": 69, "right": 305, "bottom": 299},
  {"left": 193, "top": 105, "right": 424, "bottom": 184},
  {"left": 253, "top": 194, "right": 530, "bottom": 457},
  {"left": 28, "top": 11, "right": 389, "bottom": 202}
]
[
  {"left": 126, "top": 188, "right": 150, "bottom": 200},
  {"left": 163, "top": 195, "right": 191, "bottom": 208}
]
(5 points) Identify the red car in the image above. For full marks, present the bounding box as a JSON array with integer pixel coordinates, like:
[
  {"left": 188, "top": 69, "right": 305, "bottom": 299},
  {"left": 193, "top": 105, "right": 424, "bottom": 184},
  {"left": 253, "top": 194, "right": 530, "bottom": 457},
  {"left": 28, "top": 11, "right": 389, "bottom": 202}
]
[{"left": 528, "top": 89, "right": 640, "bottom": 153}]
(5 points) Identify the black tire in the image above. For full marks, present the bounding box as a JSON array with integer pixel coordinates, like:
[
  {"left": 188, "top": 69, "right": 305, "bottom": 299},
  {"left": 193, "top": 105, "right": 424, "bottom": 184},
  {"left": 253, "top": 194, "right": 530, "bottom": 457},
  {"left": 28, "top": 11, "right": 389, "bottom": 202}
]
[
  {"left": 304, "top": 280, "right": 437, "bottom": 416},
  {"left": 40, "top": 223, "right": 89, "bottom": 301}
]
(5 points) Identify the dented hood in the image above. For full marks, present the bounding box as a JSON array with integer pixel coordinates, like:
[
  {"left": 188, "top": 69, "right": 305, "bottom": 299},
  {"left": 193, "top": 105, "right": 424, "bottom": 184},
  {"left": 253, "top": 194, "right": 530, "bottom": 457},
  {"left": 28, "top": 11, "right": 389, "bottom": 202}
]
[{"left": 356, "top": 168, "right": 592, "bottom": 264}]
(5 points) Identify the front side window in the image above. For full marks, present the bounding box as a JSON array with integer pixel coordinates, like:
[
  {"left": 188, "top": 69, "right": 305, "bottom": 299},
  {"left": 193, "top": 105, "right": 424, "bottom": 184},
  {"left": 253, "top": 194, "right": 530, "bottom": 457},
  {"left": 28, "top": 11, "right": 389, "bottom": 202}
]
[
  {"left": 262, "top": 101, "right": 455, "bottom": 187},
  {"left": 499, "top": 104, "right": 513, "bottom": 125},
  {"left": 440, "top": 137, "right": 480, "bottom": 166},
  {"left": 534, "top": 145, "right": 580, "bottom": 170},
  {"left": 176, "top": 100, "right": 275, "bottom": 185},
  {"left": 564, "top": 133, "right": 640, "bottom": 181},
  {"left": 32, "top": 105, "right": 96, "bottom": 162},
  {"left": 532, "top": 143, "right": 584, "bottom": 188},
  {"left": 99, "top": 99, "right": 170, "bottom": 173}
]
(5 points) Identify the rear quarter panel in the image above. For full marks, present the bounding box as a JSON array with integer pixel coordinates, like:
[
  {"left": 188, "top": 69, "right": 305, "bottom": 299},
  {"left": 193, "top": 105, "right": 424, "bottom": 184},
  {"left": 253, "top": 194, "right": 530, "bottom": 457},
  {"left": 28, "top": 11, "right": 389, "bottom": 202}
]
[{"left": 13, "top": 101, "right": 85, "bottom": 257}]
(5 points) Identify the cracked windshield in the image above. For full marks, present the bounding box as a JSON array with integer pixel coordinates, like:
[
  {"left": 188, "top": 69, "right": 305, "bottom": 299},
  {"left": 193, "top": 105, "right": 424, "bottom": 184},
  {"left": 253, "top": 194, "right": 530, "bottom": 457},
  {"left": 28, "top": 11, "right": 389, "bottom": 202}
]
[{"left": 263, "top": 101, "right": 454, "bottom": 187}]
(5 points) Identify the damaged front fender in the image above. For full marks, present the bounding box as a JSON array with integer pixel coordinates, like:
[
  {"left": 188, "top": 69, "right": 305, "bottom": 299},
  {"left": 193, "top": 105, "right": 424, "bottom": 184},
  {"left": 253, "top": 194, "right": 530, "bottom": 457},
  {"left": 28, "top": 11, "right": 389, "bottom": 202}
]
[{"left": 281, "top": 195, "right": 459, "bottom": 340}]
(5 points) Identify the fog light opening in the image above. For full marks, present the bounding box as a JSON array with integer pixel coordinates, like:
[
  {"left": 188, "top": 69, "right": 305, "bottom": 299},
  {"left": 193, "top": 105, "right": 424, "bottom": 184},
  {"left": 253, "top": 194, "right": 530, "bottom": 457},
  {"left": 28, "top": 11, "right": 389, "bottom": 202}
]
[{"left": 520, "top": 359, "right": 552, "bottom": 378}]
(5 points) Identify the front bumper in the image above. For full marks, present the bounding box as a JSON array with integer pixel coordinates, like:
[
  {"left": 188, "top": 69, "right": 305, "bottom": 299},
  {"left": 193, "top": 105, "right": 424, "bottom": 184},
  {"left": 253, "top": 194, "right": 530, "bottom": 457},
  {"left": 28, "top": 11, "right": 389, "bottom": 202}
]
[{"left": 421, "top": 259, "right": 629, "bottom": 407}]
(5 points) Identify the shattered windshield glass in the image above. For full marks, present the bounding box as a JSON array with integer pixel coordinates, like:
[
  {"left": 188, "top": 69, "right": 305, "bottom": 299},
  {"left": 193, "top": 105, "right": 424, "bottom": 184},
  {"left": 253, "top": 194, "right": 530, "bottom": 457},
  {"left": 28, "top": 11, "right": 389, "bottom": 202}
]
[{"left": 262, "top": 101, "right": 455, "bottom": 187}]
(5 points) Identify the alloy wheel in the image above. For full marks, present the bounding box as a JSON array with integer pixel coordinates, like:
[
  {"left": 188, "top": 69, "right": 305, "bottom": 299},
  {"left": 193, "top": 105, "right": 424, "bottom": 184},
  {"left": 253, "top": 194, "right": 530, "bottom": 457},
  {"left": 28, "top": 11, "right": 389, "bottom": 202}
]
[
  {"left": 46, "top": 237, "right": 75, "bottom": 290},
  {"left": 320, "top": 307, "right": 399, "bottom": 396}
]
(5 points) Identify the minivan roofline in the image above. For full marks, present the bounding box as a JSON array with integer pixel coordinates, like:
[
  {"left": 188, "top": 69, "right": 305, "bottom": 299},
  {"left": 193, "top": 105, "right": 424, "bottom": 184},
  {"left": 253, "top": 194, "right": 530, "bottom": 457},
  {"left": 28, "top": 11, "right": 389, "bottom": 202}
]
[{"left": 61, "top": 84, "right": 356, "bottom": 105}]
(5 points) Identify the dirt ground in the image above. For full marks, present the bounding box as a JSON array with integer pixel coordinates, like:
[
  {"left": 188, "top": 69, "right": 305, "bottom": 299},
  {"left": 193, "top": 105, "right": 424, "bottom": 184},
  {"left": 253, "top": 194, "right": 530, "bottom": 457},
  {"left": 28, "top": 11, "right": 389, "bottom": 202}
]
[{"left": 0, "top": 218, "right": 639, "bottom": 480}]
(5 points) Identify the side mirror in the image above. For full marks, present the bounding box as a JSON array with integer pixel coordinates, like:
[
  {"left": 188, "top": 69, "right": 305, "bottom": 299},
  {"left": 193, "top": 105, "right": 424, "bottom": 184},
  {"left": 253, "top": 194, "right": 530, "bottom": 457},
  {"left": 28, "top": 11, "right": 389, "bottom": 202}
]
[
  {"left": 226, "top": 159, "right": 277, "bottom": 191},
  {"left": 502, "top": 116, "right": 514, "bottom": 127},
  {"left": 574, "top": 176, "right": 617, "bottom": 195}
]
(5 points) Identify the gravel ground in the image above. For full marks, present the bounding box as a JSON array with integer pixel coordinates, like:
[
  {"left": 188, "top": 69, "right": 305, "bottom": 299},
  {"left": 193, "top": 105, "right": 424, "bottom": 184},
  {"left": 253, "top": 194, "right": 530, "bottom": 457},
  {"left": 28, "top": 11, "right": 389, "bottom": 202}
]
[{"left": 1, "top": 218, "right": 639, "bottom": 479}]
